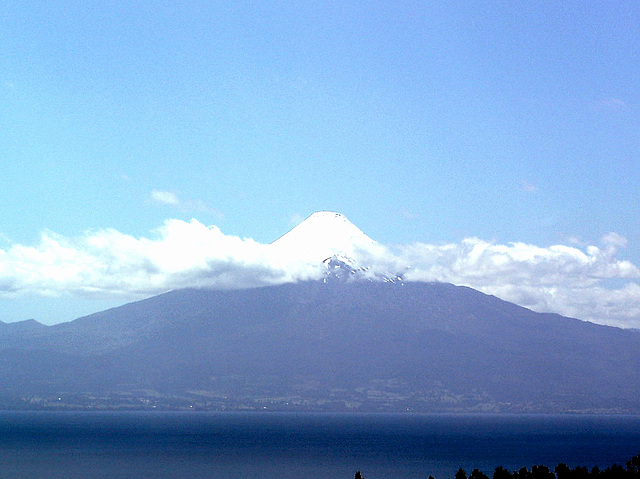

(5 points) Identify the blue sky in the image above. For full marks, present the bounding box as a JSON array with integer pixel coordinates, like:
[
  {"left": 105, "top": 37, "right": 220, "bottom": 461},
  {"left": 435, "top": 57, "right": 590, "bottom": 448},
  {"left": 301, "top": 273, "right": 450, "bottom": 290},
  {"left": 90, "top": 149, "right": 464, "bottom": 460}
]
[{"left": 1, "top": 1, "right": 639, "bottom": 326}]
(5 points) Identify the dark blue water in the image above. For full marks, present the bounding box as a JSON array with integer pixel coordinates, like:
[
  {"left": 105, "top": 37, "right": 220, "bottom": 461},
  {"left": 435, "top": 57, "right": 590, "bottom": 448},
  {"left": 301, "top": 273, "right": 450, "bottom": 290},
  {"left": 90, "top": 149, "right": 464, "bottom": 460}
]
[{"left": 0, "top": 412, "right": 639, "bottom": 479}]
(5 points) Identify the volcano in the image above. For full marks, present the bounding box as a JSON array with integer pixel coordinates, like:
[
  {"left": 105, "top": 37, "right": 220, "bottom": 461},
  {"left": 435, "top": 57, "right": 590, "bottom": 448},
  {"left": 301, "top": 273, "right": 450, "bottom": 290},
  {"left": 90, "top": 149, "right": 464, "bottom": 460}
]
[{"left": 1, "top": 212, "right": 639, "bottom": 412}]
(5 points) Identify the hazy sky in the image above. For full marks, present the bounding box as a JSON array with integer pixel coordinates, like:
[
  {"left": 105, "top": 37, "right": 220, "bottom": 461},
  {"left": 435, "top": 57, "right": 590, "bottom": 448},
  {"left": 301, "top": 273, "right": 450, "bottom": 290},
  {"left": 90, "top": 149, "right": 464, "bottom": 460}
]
[{"left": 1, "top": 1, "right": 639, "bottom": 326}]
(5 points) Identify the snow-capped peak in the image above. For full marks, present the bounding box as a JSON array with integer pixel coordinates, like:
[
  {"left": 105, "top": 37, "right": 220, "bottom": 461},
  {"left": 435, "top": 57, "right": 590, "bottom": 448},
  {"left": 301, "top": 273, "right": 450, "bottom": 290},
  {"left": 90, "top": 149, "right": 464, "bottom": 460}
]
[
  {"left": 270, "top": 211, "right": 404, "bottom": 283},
  {"left": 270, "top": 211, "right": 376, "bottom": 263}
]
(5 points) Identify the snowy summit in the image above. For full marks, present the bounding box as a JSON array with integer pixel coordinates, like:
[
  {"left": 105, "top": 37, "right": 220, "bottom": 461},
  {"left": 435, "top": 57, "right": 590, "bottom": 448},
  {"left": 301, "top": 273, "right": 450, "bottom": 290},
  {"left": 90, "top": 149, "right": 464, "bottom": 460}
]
[
  {"left": 270, "top": 211, "right": 404, "bottom": 282},
  {"left": 271, "top": 211, "right": 376, "bottom": 262}
]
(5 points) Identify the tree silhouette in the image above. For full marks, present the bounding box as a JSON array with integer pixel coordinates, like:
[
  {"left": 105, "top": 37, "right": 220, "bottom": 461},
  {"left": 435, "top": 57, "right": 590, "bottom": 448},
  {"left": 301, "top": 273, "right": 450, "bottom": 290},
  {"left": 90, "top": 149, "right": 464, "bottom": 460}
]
[
  {"left": 352, "top": 452, "right": 640, "bottom": 479},
  {"left": 471, "top": 468, "right": 490, "bottom": 479},
  {"left": 456, "top": 468, "right": 468, "bottom": 479},
  {"left": 555, "top": 463, "right": 571, "bottom": 479},
  {"left": 516, "top": 466, "right": 533, "bottom": 479},
  {"left": 532, "top": 465, "right": 555, "bottom": 479},
  {"left": 494, "top": 465, "right": 513, "bottom": 479},
  {"left": 627, "top": 454, "right": 640, "bottom": 475}
]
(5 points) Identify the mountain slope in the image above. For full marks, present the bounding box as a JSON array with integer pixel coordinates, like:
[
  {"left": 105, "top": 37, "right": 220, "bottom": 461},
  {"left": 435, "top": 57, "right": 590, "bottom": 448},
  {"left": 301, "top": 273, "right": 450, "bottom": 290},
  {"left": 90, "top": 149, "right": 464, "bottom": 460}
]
[{"left": 2, "top": 280, "right": 639, "bottom": 412}]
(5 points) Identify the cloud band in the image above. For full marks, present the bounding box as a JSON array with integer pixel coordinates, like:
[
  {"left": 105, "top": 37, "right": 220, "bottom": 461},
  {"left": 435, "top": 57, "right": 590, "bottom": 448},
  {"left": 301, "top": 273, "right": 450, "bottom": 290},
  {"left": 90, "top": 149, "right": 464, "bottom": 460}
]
[{"left": 0, "top": 219, "right": 638, "bottom": 328}]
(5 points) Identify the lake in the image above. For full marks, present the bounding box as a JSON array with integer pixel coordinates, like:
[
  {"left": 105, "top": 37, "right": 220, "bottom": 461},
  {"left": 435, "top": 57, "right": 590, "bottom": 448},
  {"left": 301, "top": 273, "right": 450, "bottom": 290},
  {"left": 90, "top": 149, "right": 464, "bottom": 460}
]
[{"left": 0, "top": 412, "right": 639, "bottom": 479}]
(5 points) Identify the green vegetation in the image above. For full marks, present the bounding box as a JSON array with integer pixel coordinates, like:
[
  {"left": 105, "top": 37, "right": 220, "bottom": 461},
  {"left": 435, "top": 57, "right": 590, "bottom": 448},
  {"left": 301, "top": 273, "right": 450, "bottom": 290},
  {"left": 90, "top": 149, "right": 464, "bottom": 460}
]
[{"left": 355, "top": 453, "right": 640, "bottom": 479}]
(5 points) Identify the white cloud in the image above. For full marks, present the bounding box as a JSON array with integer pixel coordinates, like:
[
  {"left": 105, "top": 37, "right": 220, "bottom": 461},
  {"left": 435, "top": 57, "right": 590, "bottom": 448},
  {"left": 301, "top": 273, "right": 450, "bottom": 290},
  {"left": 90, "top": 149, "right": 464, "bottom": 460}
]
[
  {"left": 150, "top": 190, "right": 224, "bottom": 218},
  {"left": 396, "top": 236, "right": 640, "bottom": 327},
  {"left": 602, "top": 232, "right": 627, "bottom": 248},
  {"left": 594, "top": 97, "right": 627, "bottom": 112},
  {"left": 0, "top": 220, "right": 639, "bottom": 328},
  {"left": 151, "top": 190, "right": 180, "bottom": 206},
  {"left": 0, "top": 220, "right": 293, "bottom": 300}
]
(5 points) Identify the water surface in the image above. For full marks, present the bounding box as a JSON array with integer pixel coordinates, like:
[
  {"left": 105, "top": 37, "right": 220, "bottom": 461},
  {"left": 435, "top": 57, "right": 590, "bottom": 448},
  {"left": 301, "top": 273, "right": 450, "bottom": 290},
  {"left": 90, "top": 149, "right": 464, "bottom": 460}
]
[{"left": 1, "top": 412, "right": 639, "bottom": 479}]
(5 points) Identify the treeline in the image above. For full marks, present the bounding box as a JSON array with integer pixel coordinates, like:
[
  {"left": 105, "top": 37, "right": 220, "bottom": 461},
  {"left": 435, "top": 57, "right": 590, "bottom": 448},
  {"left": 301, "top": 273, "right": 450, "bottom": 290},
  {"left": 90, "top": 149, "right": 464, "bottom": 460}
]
[
  {"left": 356, "top": 453, "right": 640, "bottom": 479},
  {"left": 450, "top": 453, "right": 640, "bottom": 479}
]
